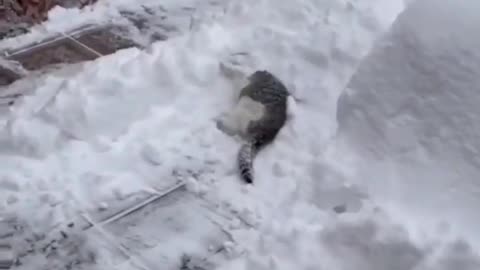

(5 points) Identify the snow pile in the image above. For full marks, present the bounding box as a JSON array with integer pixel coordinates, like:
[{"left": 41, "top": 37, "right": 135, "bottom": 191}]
[
  {"left": 336, "top": 0, "right": 480, "bottom": 241},
  {"left": 4, "top": 0, "right": 478, "bottom": 269},
  {"left": 335, "top": 0, "right": 480, "bottom": 264}
]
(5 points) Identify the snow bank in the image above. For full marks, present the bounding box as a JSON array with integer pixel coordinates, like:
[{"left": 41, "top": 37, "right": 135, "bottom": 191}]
[{"left": 336, "top": 0, "right": 480, "bottom": 252}]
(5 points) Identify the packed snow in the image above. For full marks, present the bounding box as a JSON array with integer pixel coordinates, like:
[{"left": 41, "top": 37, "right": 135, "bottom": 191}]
[
  {"left": 336, "top": 0, "right": 480, "bottom": 245},
  {"left": 1, "top": 0, "right": 479, "bottom": 269}
]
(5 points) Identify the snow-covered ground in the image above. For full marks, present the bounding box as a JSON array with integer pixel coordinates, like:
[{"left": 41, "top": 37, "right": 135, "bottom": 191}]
[{"left": 2, "top": 0, "right": 479, "bottom": 269}]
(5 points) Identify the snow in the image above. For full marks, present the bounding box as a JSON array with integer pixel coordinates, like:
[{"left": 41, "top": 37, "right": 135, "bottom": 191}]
[
  {"left": 3, "top": 0, "right": 480, "bottom": 269},
  {"left": 336, "top": 0, "right": 480, "bottom": 248}
]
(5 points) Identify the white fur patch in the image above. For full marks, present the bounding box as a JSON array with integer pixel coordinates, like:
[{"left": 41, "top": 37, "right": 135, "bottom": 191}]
[
  {"left": 287, "top": 95, "right": 297, "bottom": 119},
  {"left": 234, "top": 96, "right": 265, "bottom": 133},
  {"left": 217, "top": 96, "right": 265, "bottom": 136}
]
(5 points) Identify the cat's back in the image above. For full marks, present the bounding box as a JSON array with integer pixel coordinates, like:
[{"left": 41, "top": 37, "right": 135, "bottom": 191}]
[{"left": 240, "top": 70, "right": 289, "bottom": 104}]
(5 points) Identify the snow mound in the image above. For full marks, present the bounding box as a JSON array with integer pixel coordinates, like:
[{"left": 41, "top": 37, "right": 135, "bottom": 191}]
[{"left": 336, "top": 0, "right": 480, "bottom": 250}]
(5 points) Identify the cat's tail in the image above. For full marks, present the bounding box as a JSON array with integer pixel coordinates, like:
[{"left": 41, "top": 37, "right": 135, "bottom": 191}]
[{"left": 237, "top": 139, "right": 261, "bottom": 184}]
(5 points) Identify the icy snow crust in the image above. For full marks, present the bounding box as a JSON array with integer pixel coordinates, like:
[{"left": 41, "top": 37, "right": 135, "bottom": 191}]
[{"left": 1, "top": 0, "right": 479, "bottom": 269}]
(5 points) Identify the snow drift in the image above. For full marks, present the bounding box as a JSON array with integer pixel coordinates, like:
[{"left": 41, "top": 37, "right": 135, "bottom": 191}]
[{"left": 336, "top": 0, "right": 480, "bottom": 248}]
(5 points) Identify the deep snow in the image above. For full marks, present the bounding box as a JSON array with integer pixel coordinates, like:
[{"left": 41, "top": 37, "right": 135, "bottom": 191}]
[
  {"left": 336, "top": 0, "right": 480, "bottom": 249},
  {"left": 2, "top": 0, "right": 479, "bottom": 269}
]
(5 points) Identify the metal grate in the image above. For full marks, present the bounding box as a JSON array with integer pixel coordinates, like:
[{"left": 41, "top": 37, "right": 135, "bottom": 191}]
[{"left": 0, "top": 24, "right": 139, "bottom": 92}]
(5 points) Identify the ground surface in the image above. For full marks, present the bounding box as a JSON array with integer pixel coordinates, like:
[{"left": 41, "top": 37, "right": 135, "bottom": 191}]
[{"left": 1, "top": 0, "right": 479, "bottom": 270}]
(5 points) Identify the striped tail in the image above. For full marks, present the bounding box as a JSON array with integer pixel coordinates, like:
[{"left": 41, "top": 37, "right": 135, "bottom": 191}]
[{"left": 237, "top": 140, "right": 259, "bottom": 184}]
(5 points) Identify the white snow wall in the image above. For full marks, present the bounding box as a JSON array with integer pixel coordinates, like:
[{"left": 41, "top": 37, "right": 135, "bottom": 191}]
[{"left": 336, "top": 0, "right": 480, "bottom": 244}]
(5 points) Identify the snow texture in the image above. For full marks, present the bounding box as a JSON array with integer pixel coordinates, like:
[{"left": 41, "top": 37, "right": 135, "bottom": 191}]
[
  {"left": 336, "top": 0, "right": 480, "bottom": 249},
  {"left": 2, "top": 0, "right": 479, "bottom": 269}
]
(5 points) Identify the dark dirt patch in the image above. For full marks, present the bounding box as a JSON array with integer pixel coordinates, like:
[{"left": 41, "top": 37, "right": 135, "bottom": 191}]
[{"left": 0, "top": 0, "right": 99, "bottom": 40}]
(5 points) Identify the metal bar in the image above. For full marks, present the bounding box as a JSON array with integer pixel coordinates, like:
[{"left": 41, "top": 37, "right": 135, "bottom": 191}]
[
  {"left": 4, "top": 24, "right": 100, "bottom": 58},
  {"left": 82, "top": 181, "right": 186, "bottom": 230}
]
